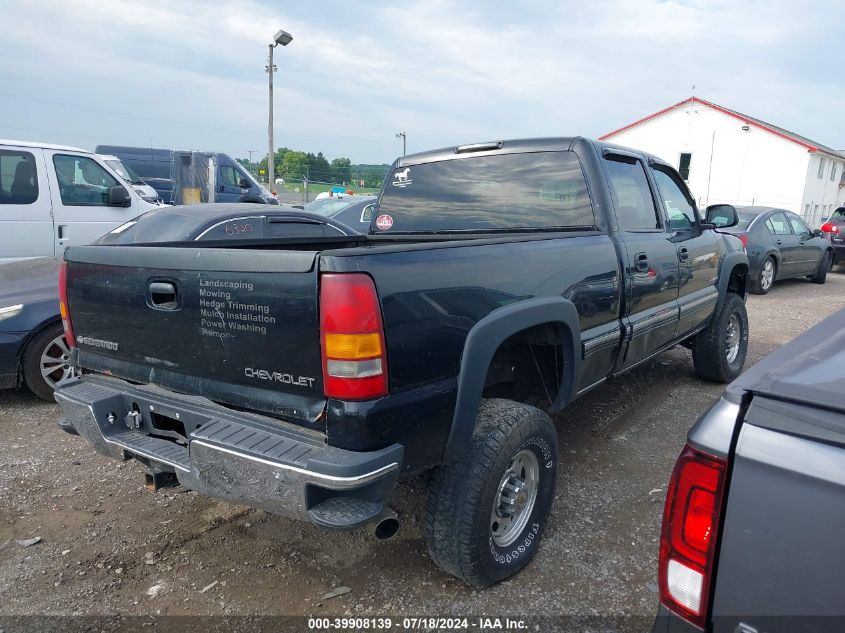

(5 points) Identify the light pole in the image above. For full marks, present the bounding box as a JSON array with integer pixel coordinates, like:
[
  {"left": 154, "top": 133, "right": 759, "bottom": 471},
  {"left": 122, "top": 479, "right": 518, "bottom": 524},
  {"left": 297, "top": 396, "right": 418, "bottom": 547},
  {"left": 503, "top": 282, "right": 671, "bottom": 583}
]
[
  {"left": 396, "top": 131, "right": 406, "bottom": 156},
  {"left": 266, "top": 28, "right": 292, "bottom": 192}
]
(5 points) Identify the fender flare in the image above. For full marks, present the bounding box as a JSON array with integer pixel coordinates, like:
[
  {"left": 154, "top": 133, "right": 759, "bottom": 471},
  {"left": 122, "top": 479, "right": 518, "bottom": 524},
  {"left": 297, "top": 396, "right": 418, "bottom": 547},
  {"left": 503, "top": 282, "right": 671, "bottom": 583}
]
[
  {"left": 237, "top": 195, "right": 267, "bottom": 204},
  {"left": 443, "top": 297, "right": 581, "bottom": 462},
  {"left": 714, "top": 251, "right": 749, "bottom": 316}
]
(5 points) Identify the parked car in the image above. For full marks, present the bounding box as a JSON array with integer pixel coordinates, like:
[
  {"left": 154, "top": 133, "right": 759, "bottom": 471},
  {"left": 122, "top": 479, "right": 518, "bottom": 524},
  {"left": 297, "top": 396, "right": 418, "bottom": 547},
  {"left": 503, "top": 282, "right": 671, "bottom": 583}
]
[
  {"left": 820, "top": 206, "right": 844, "bottom": 265},
  {"left": 304, "top": 195, "right": 377, "bottom": 232},
  {"left": 97, "top": 154, "right": 162, "bottom": 204},
  {"left": 652, "top": 306, "right": 845, "bottom": 633},
  {"left": 722, "top": 206, "right": 834, "bottom": 294},
  {"left": 95, "top": 145, "right": 278, "bottom": 206},
  {"left": 0, "top": 257, "right": 71, "bottom": 400},
  {"left": 55, "top": 136, "right": 749, "bottom": 587},
  {"left": 0, "top": 140, "right": 163, "bottom": 263}
]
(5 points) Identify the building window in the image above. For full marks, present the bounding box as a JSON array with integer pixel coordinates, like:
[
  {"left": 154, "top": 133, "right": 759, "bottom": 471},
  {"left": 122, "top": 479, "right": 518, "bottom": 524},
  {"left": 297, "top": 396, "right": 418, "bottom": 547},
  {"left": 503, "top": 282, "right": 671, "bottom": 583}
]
[
  {"left": 805, "top": 204, "right": 810, "bottom": 217},
  {"left": 678, "top": 153, "right": 692, "bottom": 181},
  {"left": 817, "top": 158, "right": 826, "bottom": 179},
  {"left": 831, "top": 162, "right": 838, "bottom": 182}
]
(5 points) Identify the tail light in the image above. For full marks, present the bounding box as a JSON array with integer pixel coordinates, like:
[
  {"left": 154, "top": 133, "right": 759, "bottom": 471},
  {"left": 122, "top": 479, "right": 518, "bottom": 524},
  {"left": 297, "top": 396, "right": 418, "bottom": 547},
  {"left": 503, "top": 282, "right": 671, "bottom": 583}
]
[
  {"left": 820, "top": 222, "right": 839, "bottom": 233},
  {"left": 658, "top": 444, "right": 727, "bottom": 629},
  {"left": 58, "top": 261, "right": 77, "bottom": 348},
  {"left": 320, "top": 273, "right": 387, "bottom": 400},
  {"left": 738, "top": 233, "right": 748, "bottom": 248}
]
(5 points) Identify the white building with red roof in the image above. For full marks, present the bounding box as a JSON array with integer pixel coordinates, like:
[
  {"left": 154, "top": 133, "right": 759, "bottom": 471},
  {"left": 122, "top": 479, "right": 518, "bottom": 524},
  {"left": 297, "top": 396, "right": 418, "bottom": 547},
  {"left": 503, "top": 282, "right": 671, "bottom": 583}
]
[{"left": 600, "top": 97, "right": 845, "bottom": 225}]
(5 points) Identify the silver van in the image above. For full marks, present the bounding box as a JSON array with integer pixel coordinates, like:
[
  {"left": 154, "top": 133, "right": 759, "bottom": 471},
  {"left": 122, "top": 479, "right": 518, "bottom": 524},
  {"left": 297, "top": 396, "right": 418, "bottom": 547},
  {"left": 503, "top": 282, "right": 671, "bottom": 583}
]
[{"left": 0, "top": 139, "right": 162, "bottom": 263}]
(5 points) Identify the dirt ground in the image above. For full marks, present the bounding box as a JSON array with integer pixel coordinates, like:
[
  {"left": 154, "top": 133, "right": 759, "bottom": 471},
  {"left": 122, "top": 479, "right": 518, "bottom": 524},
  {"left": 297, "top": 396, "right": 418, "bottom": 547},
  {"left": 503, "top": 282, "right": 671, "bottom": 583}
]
[{"left": 2, "top": 272, "right": 844, "bottom": 631}]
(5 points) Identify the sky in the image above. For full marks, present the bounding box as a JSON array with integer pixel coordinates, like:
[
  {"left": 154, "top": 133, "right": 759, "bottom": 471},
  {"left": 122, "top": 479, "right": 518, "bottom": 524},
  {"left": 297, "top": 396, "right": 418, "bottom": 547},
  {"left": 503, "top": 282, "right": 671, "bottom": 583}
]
[{"left": 1, "top": 0, "right": 843, "bottom": 165}]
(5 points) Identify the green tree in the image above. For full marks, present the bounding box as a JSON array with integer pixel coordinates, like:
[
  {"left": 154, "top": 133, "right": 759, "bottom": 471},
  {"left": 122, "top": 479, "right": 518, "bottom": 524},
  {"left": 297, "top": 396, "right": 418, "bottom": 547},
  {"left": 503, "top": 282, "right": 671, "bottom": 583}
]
[
  {"left": 281, "top": 151, "right": 309, "bottom": 181},
  {"left": 330, "top": 157, "right": 352, "bottom": 184}
]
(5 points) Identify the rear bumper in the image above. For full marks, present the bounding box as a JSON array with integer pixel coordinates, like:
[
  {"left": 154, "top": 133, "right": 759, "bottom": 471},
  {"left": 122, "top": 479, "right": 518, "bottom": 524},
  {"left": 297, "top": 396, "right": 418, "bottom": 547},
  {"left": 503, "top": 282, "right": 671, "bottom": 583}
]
[
  {"left": 831, "top": 242, "right": 845, "bottom": 262},
  {"left": 55, "top": 375, "right": 403, "bottom": 529}
]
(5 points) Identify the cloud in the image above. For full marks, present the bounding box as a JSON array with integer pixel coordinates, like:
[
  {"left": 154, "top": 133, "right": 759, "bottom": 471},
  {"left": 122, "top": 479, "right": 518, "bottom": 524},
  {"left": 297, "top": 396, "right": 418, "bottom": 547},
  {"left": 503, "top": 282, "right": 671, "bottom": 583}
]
[{"left": 0, "top": 0, "right": 842, "bottom": 163}]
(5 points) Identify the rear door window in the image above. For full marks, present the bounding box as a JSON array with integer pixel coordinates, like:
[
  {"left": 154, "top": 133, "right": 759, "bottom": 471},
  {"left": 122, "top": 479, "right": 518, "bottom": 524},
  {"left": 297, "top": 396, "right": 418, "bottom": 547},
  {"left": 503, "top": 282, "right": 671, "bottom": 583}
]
[
  {"left": 765, "top": 213, "right": 791, "bottom": 235},
  {"left": 603, "top": 156, "right": 660, "bottom": 230},
  {"left": 0, "top": 149, "right": 39, "bottom": 204},
  {"left": 376, "top": 151, "right": 594, "bottom": 232}
]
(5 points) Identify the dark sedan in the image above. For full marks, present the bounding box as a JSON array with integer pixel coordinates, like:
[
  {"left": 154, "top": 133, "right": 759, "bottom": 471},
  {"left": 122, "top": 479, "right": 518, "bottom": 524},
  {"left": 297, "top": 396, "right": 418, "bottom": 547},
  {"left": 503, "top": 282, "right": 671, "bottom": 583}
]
[
  {"left": 724, "top": 206, "right": 834, "bottom": 294},
  {"left": 303, "top": 195, "right": 377, "bottom": 232},
  {"left": 0, "top": 257, "right": 71, "bottom": 400},
  {"left": 653, "top": 306, "right": 845, "bottom": 632},
  {"left": 820, "top": 206, "right": 845, "bottom": 264}
]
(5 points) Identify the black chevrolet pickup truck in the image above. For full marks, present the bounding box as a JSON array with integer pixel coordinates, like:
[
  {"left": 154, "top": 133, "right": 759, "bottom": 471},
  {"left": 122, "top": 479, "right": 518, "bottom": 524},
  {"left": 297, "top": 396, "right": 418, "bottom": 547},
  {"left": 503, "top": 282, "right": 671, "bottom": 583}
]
[{"left": 56, "top": 137, "right": 749, "bottom": 587}]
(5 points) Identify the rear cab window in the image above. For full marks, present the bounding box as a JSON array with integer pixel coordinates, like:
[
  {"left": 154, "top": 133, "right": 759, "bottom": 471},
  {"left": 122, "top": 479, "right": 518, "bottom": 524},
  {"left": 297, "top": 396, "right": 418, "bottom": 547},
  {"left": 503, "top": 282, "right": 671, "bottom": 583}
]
[{"left": 375, "top": 151, "right": 594, "bottom": 233}]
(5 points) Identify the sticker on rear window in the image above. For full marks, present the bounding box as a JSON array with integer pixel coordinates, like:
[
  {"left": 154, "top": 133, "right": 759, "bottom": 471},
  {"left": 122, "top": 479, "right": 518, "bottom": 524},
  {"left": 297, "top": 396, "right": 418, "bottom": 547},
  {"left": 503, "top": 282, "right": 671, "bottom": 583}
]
[
  {"left": 391, "top": 167, "right": 413, "bottom": 188},
  {"left": 375, "top": 214, "right": 394, "bottom": 231}
]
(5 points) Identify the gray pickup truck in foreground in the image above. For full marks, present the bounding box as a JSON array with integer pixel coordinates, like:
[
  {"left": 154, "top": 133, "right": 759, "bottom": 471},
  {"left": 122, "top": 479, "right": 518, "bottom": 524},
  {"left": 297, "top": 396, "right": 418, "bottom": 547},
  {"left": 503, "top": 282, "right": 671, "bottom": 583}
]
[{"left": 653, "top": 307, "right": 845, "bottom": 632}]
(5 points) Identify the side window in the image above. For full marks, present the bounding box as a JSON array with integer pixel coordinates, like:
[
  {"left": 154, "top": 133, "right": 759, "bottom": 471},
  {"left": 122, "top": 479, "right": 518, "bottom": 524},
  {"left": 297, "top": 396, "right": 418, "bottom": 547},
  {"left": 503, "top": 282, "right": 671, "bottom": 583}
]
[
  {"left": 53, "top": 155, "right": 119, "bottom": 206},
  {"left": 0, "top": 150, "right": 39, "bottom": 204},
  {"left": 765, "top": 212, "right": 791, "bottom": 235},
  {"left": 604, "top": 156, "right": 660, "bottom": 230},
  {"left": 787, "top": 214, "right": 811, "bottom": 238},
  {"left": 220, "top": 165, "right": 241, "bottom": 188},
  {"left": 651, "top": 167, "right": 698, "bottom": 230}
]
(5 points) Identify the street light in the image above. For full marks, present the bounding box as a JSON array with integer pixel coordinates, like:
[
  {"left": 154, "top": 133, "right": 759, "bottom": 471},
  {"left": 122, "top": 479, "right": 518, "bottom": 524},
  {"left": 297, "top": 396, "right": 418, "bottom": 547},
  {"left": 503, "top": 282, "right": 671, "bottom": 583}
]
[
  {"left": 396, "top": 131, "right": 406, "bottom": 156},
  {"left": 266, "top": 28, "right": 292, "bottom": 193}
]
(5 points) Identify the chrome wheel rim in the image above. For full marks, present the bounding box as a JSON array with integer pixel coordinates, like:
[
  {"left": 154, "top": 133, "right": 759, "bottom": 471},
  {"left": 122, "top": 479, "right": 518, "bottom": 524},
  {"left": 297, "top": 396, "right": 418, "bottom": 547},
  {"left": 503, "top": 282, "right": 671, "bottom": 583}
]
[
  {"left": 491, "top": 449, "right": 539, "bottom": 548},
  {"left": 40, "top": 334, "right": 74, "bottom": 389},
  {"left": 725, "top": 314, "right": 741, "bottom": 364},
  {"left": 760, "top": 260, "right": 774, "bottom": 290}
]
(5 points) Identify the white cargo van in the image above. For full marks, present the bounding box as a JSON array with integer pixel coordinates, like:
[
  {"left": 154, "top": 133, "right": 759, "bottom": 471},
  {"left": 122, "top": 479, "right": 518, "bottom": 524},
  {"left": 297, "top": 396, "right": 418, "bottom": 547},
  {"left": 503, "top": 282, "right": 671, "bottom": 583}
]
[{"left": 0, "top": 140, "right": 161, "bottom": 263}]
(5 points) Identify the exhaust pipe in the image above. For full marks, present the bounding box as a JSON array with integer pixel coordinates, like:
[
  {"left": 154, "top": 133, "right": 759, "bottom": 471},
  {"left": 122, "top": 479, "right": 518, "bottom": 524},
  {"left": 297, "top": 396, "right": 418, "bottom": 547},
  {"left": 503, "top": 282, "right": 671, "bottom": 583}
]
[{"left": 372, "top": 507, "right": 400, "bottom": 541}]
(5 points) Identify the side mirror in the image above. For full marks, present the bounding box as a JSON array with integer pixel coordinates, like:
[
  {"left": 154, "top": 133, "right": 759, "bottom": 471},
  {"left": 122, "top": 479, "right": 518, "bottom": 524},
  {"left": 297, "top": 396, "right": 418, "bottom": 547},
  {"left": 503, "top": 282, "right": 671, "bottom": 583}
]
[
  {"left": 238, "top": 178, "right": 250, "bottom": 189},
  {"left": 705, "top": 204, "right": 738, "bottom": 228},
  {"left": 107, "top": 185, "right": 131, "bottom": 207},
  {"left": 813, "top": 228, "right": 823, "bottom": 238}
]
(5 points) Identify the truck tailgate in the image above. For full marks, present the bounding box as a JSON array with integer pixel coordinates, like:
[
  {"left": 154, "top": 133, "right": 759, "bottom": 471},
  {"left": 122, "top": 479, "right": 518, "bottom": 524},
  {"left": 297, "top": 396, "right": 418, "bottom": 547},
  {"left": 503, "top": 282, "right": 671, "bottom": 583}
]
[
  {"left": 64, "top": 245, "right": 326, "bottom": 427},
  {"left": 711, "top": 395, "right": 845, "bottom": 631}
]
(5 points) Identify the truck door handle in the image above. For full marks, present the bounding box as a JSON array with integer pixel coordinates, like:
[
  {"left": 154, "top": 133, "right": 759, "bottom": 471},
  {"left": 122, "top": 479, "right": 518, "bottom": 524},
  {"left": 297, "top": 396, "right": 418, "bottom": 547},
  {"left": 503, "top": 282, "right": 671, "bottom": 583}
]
[
  {"left": 678, "top": 247, "right": 689, "bottom": 262},
  {"left": 635, "top": 252, "right": 649, "bottom": 273},
  {"left": 149, "top": 281, "right": 178, "bottom": 310},
  {"left": 57, "top": 225, "right": 66, "bottom": 240},
  {"left": 776, "top": 239, "right": 783, "bottom": 245},
  {"left": 219, "top": 185, "right": 225, "bottom": 192}
]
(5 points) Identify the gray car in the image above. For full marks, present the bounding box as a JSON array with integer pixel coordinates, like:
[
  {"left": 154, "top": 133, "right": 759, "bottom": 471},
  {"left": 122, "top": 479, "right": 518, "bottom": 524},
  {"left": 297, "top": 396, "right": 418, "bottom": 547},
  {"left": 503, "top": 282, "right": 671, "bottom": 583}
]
[
  {"left": 652, "top": 306, "right": 845, "bottom": 633},
  {"left": 721, "top": 206, "right": 834, "bottom": 294}
]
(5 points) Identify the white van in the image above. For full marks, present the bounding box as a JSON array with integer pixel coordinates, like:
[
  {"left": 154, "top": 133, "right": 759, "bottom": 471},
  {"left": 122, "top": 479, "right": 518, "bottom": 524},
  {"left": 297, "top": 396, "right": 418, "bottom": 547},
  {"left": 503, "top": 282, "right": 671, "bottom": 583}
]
[
  {"left": 0, "top": 139, "right": 162, "bottom": 263},
  {"left": 97, "top": 154, "right": 162, "bottom": 204}
]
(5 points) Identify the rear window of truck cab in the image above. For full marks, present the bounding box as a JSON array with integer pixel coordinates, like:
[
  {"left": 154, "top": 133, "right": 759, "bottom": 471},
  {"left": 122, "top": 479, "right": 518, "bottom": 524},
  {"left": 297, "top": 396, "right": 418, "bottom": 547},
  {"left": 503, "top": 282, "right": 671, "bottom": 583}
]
[{"left": 375, "top": 151, "right": 594, "bottom": 232}]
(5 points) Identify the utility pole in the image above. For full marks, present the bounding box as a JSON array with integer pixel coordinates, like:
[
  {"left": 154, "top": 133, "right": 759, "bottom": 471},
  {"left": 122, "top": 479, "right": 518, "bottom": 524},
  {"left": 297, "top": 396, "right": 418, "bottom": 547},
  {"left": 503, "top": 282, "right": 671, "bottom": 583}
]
[
  {"left": 266, "top": 29, "right": 292, "bottom": 191},
  {"left": 396, "top": 131, "right": 406, "bottom": 156}
]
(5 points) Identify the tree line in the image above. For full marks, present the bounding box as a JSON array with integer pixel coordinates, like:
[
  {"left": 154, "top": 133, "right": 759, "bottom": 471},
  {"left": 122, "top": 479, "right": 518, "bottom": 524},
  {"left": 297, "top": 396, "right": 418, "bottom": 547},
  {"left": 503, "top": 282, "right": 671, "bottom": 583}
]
[{"left": 238, "top": 148, "right": 390, "bottom": 188}]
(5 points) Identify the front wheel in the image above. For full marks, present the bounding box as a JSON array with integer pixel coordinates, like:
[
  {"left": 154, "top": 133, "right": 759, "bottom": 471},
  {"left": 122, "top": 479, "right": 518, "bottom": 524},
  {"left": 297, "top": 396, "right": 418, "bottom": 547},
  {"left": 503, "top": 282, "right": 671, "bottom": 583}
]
[
  {"left": 692, "top": 293, "right": 749, "bottom": 383},
  {"left": 425, "top": 399, "right": 558, "bottom": 587}
]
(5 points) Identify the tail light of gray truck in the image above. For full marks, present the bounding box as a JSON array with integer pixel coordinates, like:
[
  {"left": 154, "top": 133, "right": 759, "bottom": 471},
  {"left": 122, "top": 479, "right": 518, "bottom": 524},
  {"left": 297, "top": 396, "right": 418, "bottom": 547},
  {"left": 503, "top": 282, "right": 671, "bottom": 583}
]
[
  {"left": 319, "top": 273, "right": 388, "bottom": 400},
  {"left": 658, "top": 444, "right": 728, "bottom": 629},
  {"left": 58, "top": 261, "right": 77, "bottom": 348}
]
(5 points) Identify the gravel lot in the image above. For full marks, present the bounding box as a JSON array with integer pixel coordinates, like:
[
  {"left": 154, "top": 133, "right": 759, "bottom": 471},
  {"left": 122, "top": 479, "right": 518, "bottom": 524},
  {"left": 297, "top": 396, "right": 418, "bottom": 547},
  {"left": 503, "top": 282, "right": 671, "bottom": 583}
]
[{"left": 2, "top": 271, "right": 844, "bottom": 630}]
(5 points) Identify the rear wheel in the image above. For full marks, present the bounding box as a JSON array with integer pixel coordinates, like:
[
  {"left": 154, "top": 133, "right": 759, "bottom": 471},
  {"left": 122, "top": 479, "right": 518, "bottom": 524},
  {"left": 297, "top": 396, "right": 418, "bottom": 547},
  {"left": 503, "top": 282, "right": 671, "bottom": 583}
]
[
  {"left": 810, "top": 250, "right": 832, "bottom": 284},
  {"left": 751, "top": 256, "right": 776, "bottom": 295},
  {"left": 692, "top": 293, "right": 748, "bottom": 383},
  {"left": 426, "top": 399, "right": 558, "bottom": 587},
  {"left": 22, "top": 323, "right": 74, "bottom": 401}
]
